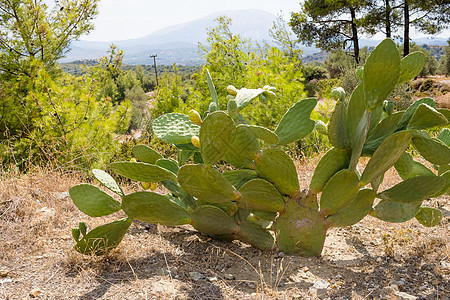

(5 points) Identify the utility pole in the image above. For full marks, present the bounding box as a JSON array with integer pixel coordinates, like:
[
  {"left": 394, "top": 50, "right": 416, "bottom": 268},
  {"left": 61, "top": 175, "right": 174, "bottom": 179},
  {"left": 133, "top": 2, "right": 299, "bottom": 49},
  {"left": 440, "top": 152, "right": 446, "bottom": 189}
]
[{"left": 150, "top": 54, "right": 159, "bottom": 87}]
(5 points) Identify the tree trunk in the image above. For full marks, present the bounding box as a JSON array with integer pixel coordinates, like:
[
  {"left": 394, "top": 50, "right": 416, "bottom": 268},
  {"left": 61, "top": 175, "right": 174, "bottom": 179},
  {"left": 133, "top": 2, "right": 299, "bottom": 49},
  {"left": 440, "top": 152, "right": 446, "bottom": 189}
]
[
  {"left": 350, "top": 7, "right": 360, "bottom": 64},
  {"left": 385, "top": 0, "right": 392, "bottom": 38},
  {"left": 403, "top": 0, "right": 410, "bottom": 56}
]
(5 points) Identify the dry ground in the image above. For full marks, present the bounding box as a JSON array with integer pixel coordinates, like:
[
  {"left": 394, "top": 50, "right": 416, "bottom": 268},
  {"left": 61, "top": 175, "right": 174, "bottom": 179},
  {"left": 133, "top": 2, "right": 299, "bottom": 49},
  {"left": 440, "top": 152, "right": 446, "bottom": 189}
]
[{"left": 0, "top": 155, "right": 449, "bottom": 300}]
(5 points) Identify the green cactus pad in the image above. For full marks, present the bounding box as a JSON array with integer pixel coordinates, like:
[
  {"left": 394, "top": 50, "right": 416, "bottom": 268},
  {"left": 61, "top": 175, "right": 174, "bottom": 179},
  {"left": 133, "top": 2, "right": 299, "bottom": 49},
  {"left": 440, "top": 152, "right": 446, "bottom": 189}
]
[
  {"left": 237, "top": 124, "right": 279, "bottom": 144},
  {"left": 200, "top": 111, "right": 237, "bottom": 165},
  {"left": 349, "top": 110, "right": 370, "bottom": 170},
  {"left": 72, "top": 228, "right": 81, "bottom": 242},
  {"left": 328, "top": 101, "right": 350, "bottom": 149},
  {"left": 234, "top": 88, "right": 266, "bottom": 109},
  {"left": 438, "top": 108, "right": 450, "bottom": 121},
  {"left": 274, "top": 98, "right": 317, "bottom": 145},
  {"left": 252, "top": 210, "right": 277, "bottom": 221},
  {"left": 346, "top": 83, "right": 366, "bottom": 145},
  {"left": 69, "top": 184, "right": 122, "bottom": 217},
  {"left": 398, "top": 51, "right": 427, "bottom": 85},
  {"left": 79, "top": 222, "right": 87, "bottom": 236},
  {"left": 161, "top": 180, "right": 195, "bottom": 208},
  {"left": 155, "top": 158, "right": 179, "bottom": 175},
  {"left": 122, "top": 191, "right": 191, "bottom": 226},
  {"left": 320, "top": 169, "right": 360, "bottom": 216},
  {"left": 415, "top": 207, "right": 443, "bottom": 227},
  {"left": 177, "top": 149, "right": 195, "bottom": 165},
  {"left": 255, "top": 148, "right": 299, "bottom": 196},
  {"left": 394, "top": 152, "right": 434, "bottom": 180},
  {"left": 275, "top": 192, "right": 326, "bottom": 256},
  {"left": 371, "top": 200, "right": 421, "bottom": 223},
  {"left": 237, "top": 221, "right": 275, "bottom": 251},
  {"left": 363, "top": 112, "right": 405, "bottom": 155},
  {"left": 206, "top": 69, "right": 219, "bottom": 107},
  {"left": 411, "top": 133, "right": 450, "bottom": 165},
  {"left": 406, "top": 104, "right": 448, "bottom": 130},
  {"left": 132, "top": 145, "right": 163, "bottom": 164},
  {"left": 396, "top": 98, "right": 436, "bottom": 131},
  {"left": 327, "top": 188, "right": 376, "bottom": 227},
  {"left": 110, "top": 162, "right": 176, "bottom": 183},
  {"left": 74, "top": 218, "right": 132, "bottom": 255},
  {"left": 309, "top": 148, "right": 352, "bottom": 194},
  {"left": 223, "top": 169, "right": 258, "bottom": 189},
  {"left": 360, "top": 131, "right": 412, "bottom": 185},
  {"left": 378, "top": 175, "right": 446, "bottom": 203},
  {"left": 237, "top": 179, "right": 285, "bottom": 212},
  {"left": 196, "top": 200, "right": 239, "bottom": 216},
  {"left": 432, "top": 170, "right": 450, "bottom": 197},
  {"left": 226, "top": 125, "right": 260, "bottom": 160},
  {"left": 437, "top": 128, "right": 450, "bottom": 146},
  {"left": 153, "top": 113, "right": 200, "bottom": 144},
  {"left": 92, "top": 169, "right": 124, "bottom": 196},
  {"left": 178, "top": 164, "right": 237, "bottom": 203},
  {"left": 191, "top": 205, "right": 239, "bottom": 236},
  {"left": 363, "top": 39, "right": 401, "bottom": 110}
]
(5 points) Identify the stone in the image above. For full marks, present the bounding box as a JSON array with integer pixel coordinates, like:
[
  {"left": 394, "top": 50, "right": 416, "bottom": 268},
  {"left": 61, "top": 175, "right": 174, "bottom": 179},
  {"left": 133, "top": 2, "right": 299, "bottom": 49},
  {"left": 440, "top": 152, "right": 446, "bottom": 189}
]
[
  {"left": 393, "top": 291, "right": 417, "bottom": 300},
  {"left": 0, "top": 270, "right": 9, "bottom": 277},
  {"left": 29, "top": 289, "right": 41, "bottom": 298},
  {"left": 224, "top": 273, "right": 235, "bottom": 280},
  {"left": 207, "top": 276, "right": 218, "bottom": 282},
  {"left": 189, "top": 272, "right": 204, "bottom": 281}
]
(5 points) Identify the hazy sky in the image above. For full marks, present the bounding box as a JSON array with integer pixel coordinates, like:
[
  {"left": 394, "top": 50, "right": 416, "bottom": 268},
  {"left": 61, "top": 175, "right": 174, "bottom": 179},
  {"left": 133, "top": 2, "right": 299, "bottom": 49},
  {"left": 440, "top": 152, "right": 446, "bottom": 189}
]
[
  {"left": 82, "top": 0, "right": 302, "bottom": 41},
  {"left": 82, "top": 0, "right": 449, "bottom": 42}
]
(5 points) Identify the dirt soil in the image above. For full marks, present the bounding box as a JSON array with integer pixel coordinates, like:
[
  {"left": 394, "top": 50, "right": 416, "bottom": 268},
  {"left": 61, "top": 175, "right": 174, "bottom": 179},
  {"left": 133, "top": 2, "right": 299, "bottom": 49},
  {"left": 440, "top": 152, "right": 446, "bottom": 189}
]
[{"left": 0, "top": 157, "right": 449, "bottom": 300}]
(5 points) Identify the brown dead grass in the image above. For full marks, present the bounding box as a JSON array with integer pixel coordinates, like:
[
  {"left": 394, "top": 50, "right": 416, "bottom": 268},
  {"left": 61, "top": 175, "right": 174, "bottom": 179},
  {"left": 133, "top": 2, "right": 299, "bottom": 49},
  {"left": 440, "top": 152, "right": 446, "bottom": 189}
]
[{"left": 0, "top": 157, "right": 449, "bottom": 299}]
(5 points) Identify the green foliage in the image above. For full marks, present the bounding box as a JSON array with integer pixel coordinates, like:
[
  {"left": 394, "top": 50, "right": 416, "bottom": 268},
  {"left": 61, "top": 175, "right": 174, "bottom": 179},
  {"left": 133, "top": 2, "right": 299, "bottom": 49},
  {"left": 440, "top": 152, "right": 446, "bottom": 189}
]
[{"left": 68, "top": 39, "right": 449, "bottom": 259}]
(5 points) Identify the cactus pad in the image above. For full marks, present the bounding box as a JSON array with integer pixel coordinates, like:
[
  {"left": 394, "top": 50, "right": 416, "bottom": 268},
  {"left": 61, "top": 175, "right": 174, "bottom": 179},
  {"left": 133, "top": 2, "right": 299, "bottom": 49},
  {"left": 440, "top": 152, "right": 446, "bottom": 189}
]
[
  {"left": 122, "top": 191, "right": 191, "bottom": 225},
  {"left": 406, "top": 104, "right": 448, "bottom": 130},
  {"left": 363, "top": 39, "right": 400, "bottom": 110},
  {"left": 255, "top": 148, "right": 299, "bottom": 196},
  {"left": 200, "top": 111, "right": 237, "bottom": 165},
  {"left": 132, "top": 145, "right": 163, "bottom": 164},
  {"left": 415, "top": 207, "right": 443, "bottom": 227},
  {"left": 326, "top": 188, "right": 376, "bottom": 227},
  {"left": 92, "top": 169, "right": 124, "bottom": 196},
  {"left": 360, "top": 131, "right": 412, "bottom": 185},
  {"left": 238, "top": 179, "right": 285, "bottom": 212},
  {"left": 371, "top": 200, "right": 421, "bottom": 223},
  {"left": 191, "top": 205, "right": 239, "bottom": 236},
  {"left": 320, "top": 169, "right": 360, "bottom": 216},
  {"left": 69, "top": 184, "right": 122, "bottom": 217},
  {"left": 275, "top": 98, "right": 317, "bottom": 145},
  {"left": 110, "top": 162, "right": 176, "bottom": 182},
  {"left": 74, "top": 218, "right": 132, "bottom": 255},
  {"left": 398, "top": 51, "right": 426, "bottom": 85},
  {"left": 237, "top": 221, "right": 275, "bottom": 250},
  {"left": 153, "top": 113, "right": 200, "bottom": 144},
  {"left": 178, "top": 164, "right": 237, "bottom": 203},
  {"left": 411, "top": 133, "right": 450, "bottom": 165},
  {"left": 378, "top": 175, "right": 446, "bottom": 203},
  {"left": 237, "top": 124, "right": 279, "bottom": 144},
  {"left": 222, "top": 169, "right": 258, "bottom": 189}
]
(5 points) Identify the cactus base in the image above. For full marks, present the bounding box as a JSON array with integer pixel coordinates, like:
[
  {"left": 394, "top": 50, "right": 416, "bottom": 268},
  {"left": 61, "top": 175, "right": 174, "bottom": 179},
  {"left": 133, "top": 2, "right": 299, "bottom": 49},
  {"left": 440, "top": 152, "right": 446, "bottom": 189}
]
[{"left": 275, "top": 190, "right": 327, "bottom": 257}]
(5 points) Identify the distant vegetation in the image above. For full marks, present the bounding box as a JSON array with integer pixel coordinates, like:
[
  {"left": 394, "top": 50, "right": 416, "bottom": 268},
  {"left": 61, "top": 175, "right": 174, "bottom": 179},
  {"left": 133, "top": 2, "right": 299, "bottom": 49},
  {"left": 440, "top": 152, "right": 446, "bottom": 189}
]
[{"left": 1, "top": 0, "right": 449, "bottom": 171}]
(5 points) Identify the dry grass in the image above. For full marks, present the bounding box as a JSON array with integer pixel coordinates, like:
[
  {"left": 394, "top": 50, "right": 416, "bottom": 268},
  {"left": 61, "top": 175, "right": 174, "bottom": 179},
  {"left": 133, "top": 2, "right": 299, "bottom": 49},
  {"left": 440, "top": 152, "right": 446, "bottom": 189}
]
[{"left": 0, "top": 157, "right": 449, "bottom": 299}]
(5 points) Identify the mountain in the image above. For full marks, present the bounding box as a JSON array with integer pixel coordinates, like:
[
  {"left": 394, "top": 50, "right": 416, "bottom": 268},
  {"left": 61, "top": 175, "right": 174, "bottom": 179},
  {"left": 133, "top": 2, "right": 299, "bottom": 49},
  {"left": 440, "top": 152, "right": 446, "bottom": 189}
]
[
  {"left": 62, "top": 9, "right": 278, "bottom": 65},
  {"left": 62, "top": 9, "right": 449, "bottom": 66}
]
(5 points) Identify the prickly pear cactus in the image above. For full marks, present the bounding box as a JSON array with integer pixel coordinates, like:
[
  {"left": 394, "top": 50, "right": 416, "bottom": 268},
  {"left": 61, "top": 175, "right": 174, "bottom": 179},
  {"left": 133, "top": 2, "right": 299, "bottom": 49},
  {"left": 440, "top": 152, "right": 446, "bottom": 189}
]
[{"left": 69, "top": 39, "right": 449, "bottom": 257}]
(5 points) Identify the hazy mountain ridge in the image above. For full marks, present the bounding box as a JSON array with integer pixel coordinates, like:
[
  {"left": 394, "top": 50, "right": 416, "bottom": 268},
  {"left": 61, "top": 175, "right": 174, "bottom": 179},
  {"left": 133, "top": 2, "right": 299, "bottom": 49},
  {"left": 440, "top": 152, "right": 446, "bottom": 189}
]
[{"left": 62, "top": 9, "right": 449, "bottom": 66}]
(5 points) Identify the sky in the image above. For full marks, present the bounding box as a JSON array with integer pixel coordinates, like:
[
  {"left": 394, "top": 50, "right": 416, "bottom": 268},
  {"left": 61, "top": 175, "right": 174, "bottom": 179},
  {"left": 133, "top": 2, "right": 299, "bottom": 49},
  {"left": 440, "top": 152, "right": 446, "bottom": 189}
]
[
  {"left": 82, "top": 0, "right": 304, "bottom": 41},
  {"left": 82, "top": 0, "right": 449, "bottom": 42}
]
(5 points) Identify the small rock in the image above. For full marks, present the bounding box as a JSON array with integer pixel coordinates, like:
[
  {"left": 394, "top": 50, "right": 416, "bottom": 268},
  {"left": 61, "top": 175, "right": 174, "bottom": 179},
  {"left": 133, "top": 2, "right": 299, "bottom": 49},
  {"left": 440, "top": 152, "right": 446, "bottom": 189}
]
[
  {"left": 223, "top": 273, "right": 234, "bottom": 280},
  {"left": 189, "top": 272, "right": 204, "bottom": 281},
  {"left": 303, "top": 266, "right": 310, "bottom": 272},
  {"left": 0, "top": 279, "right": 13, "bottom": 284},
  {"left": 312, "top": 279, "right": 330, "bottom": 290},
  {"left": 0, "top": 270, "right": 9, "bottom": 277},
  {"left": 394, "top": 253, "right": 402, "bottom": 262},
  {"left": 393, "top": 291, "right": 417, "bottom": 300},
  {"left": 29, "top": 289, "right": 41, "bottom": 298},
  {"left": 207, "top": 276, "right": 218, "bottom": 282}
]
